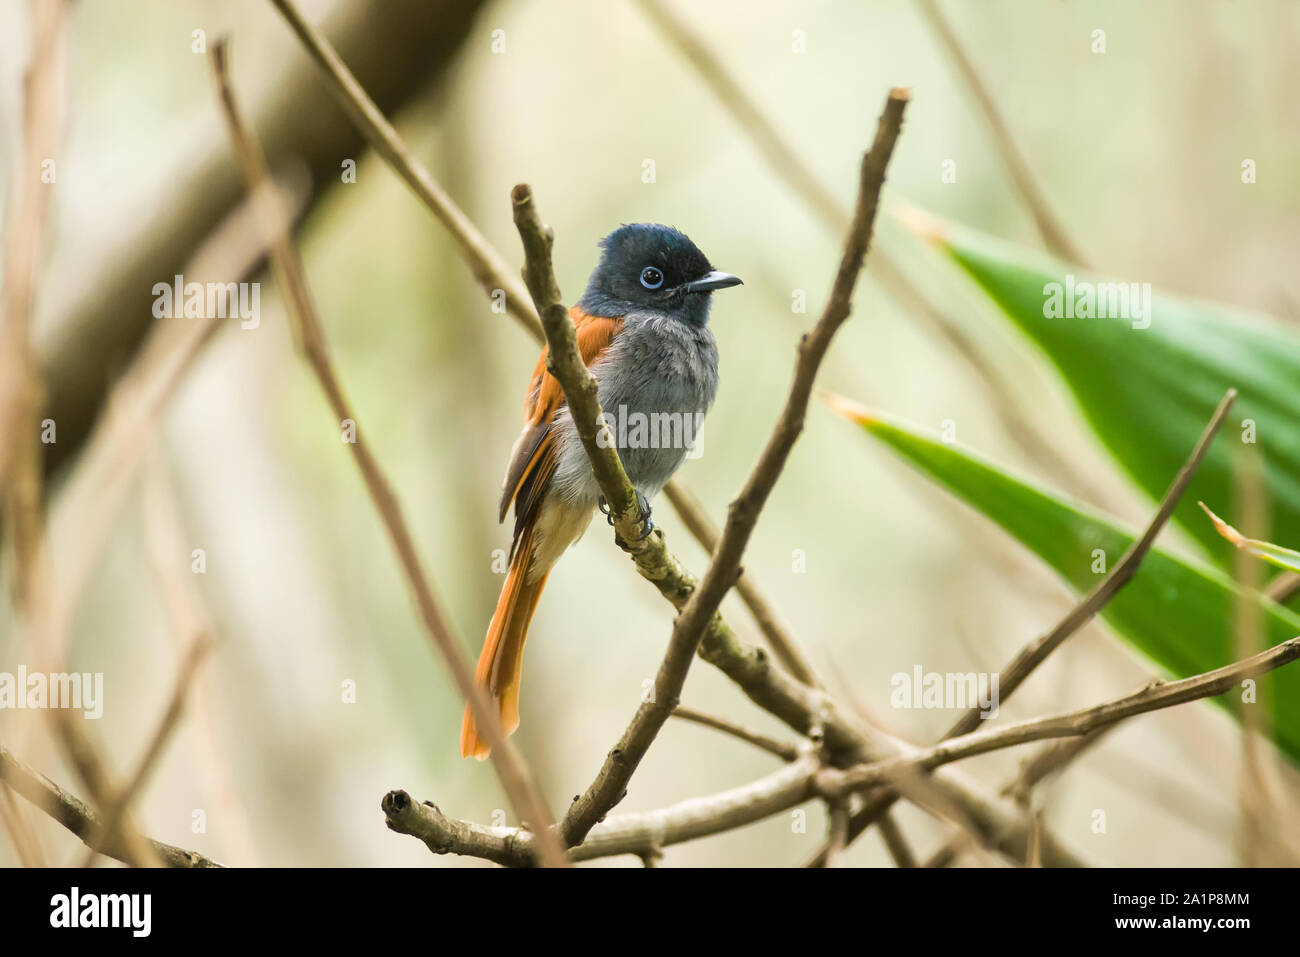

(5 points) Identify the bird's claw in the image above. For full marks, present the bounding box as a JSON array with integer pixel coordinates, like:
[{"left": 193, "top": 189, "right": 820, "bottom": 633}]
[
  {"left": 634, "top": 491, "right": 654, "bottom": 540},
  {"left": 609, "top": 491, "right": 654, "bottom": 546}
]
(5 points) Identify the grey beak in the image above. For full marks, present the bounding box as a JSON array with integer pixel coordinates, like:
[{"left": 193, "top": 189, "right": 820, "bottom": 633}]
[{"left": 682, "top": 270, "right": 743, "bottom": 294}]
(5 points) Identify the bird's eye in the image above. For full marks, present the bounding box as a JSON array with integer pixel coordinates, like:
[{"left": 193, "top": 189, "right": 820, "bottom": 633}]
[{"left": 639, "top": 266, "right": 664, "bottom": 290}]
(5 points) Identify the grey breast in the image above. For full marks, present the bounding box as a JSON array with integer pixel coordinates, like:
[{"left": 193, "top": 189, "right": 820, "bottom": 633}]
[{"left": 549, "top": 313, "right": 719, "bottom": 509}]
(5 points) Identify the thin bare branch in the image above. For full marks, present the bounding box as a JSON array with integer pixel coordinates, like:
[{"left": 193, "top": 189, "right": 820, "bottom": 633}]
[
  {"left": 662, "top": 481, "right": 821, "bottom": 686},
  {"left": 0, "top": 747, "right": 221, "bottom": 868},
  {"left": 631, "top": 0, "right": 1112, "bottom": 508},
  {"left": 949, "top": 387, "right": 1238, "bottom": 740},
  {"left": 815, "top": 635, "right": 1300, "bottom": 800},
  {"left": 671, "top": 706, "right": 801, "bottom": 762},
  {"left": 265, "top": 0, "right": 541, "bottom": 340},
  {"left": 917, "top": 0, "right": 1086, "bottom": 263},
  {"left": 824, "top": 389, "right": 1237, "bottom": 859}
]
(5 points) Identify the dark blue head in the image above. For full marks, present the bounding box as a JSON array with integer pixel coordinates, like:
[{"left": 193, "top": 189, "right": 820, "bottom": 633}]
[{"left": 578, "top": 223, "right": 742, "bottom": 326}]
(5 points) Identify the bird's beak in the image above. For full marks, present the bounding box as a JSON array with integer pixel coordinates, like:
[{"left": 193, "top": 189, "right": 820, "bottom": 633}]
[{"left": 682, "top": 270, "right": 743, "bottom": 294}]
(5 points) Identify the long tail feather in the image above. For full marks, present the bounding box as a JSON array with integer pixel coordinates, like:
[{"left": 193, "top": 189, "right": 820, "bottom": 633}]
[{"left": 460, "top": 524, "right": 548, "bottom": 760}]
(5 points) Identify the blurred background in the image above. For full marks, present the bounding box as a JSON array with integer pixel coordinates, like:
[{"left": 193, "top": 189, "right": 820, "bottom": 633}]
[{"left": 1, "top": 0, "right": 1298, "bottom": 867}]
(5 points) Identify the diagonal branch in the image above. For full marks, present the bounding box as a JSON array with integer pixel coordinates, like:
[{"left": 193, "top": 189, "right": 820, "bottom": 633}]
[
  {"left": 554, "top": 88, "right": 910, "bottom": 847},
  {"left": 631, "top": 0, "right": 1112, "bottom": 509},
  {"left": 917, "top": 0, "right": 1086, "bottom": 264},
  {"left": 947, "top": 388, "right": 1238, "bottom": 740},
  {"left": 0, "top": 747, "right": 221, "bottom": 868},
  {"left": 671, "top": 706, "right": 801, "bottom": 762},
  {"left": 266, "top": 0, "right": 541, "bottom": 341},
  {"left": 815, "top": 634, "right": 1300, "bottom": 799},
  {"left": 208, "top": 40, "right": 569, "bottom": 869},
  {"left": 812, "top": 387, "right": 1238, "bottom": 863}
]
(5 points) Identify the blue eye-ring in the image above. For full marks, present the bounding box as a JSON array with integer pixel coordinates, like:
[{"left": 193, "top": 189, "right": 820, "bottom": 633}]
[{"left": 640, "top": 266, "right": 664, "bottom": 290}]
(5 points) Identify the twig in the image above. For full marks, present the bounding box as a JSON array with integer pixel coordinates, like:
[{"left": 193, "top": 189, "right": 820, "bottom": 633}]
[
  {"left": 662, "top": 481, "right": 821, "bottom": 686},
  {"left": 823, "top": 801, "right": 850, "bottom": 867},
  {"left": 1265, "top": 572, "right": 1300, "bottom": 604},
  {"left": 949, "top": 387, "right": 1238, "bottom": 739},
  {"left": 1, "top": 0, "right": 161, "bottom": 870},
  {"left": 555, "top": 88, "right": 910, "bottom": 846},
  {"left": 917, "top": 0, "right": 1086, "bottom": 263},
  {"left": 0, "top": 747, "right": 221, "bottom": 868},
  {"left": 821, "top": 389, "right": 1237, "bottom": 859},
  {"left": 209, "top": 40, "right": 569, "bottom": 869},
  {"left": 671, "top": 706, "right": 801, "bottom": 761},
  {"left": 385, "top": 755, "right": 820, "bottom": 866},
  {"left": 0, "top": 0, "right": 64, "bottom": 494},
  {"left": 265, "top": 0, "right": 541, "bottom": 341},
  {"left": 141, "top": 446, "right": 260, "bottom": 865},
  {"left": 813, "top": 634, "right": 1300, "bottom": 799}
]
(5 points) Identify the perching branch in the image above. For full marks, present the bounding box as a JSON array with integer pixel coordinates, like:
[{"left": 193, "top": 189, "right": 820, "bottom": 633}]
[
  {"left": 511, "top": 186, "right": 642, "bottom": 536},
  {"left": 0, "top": 747, "right": 222, "bottom": 868},
  {"left": 554, "top": 88, "right": 910, "bottom": 848},
  {"left": 209, "top": 40, "right": 569, "bottom": 869}
]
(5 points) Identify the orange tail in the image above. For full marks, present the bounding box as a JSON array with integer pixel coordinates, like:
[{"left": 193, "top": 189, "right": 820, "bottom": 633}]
[{"left": 460, "top": 525, "right": 550, "bottom": 760}]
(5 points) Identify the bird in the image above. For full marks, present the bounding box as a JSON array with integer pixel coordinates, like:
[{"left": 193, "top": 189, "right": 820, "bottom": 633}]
[{"left": 460, "top": 223, "right": 742, "bottom": 759}]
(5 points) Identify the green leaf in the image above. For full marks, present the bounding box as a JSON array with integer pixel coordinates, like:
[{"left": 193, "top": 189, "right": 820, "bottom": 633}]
[
  {"left": 1200, "top": 501, "right": 1300, "bottom": 575},
  {"left": 904, "top": 211, "right": 1300, "bottom": 567},
  {"left": 827, "top": 395, "right": 1300, "bottom": 763}
]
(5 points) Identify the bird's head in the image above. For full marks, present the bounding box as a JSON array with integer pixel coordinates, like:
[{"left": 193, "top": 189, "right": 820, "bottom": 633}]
[{"left": 578, "top": 223, "right": 742, "bottom": 326}]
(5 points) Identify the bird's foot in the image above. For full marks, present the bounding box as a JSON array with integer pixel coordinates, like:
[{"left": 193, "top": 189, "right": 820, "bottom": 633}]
[{"left": 608, "top": 491, "right": 654, "bottom": 548}]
